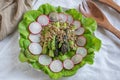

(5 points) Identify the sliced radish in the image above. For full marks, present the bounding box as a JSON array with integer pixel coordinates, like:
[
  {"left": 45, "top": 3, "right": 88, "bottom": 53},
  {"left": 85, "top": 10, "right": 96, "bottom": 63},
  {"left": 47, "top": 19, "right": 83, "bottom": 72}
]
[
  {"left": 29, "top": 34, "right": 40, "bottom": 42},
  {"left": 49, "top": 12, "right": 59, "bottom": 22},
  {"left": 59, "top": 13, "right": 68, "bottom": 22},
  {"left": 37, "top": 15, "right": 49, "bottom": 26},
  {"left": 76, "top": 47, "right": 87, "bottom": 57},
  {"left": 29, "top": 22, "right": 42, "bottom": 34},
  {"left": 63, "top": 59, "right": 74, "bottom": 70},
  {"left": 72, "top": 20, "right": 81, "bottom": 29},
  {"left": 76, "top": 36, "right": 86, "bottom": 47},
  {"left": 38, "top": 55, "right": 52, "bottom": 65},
  {"left": 71, "top": 54, "right": 83, "bottom": 64},
  {"left": 67, "top": 14, "right": 73, "bottom": 24},
  {"left": 29, "top": 43, "right": 42, "bottom": 55},
  {"left": 49, "top": 60, "right": 63, "bottom": 72},
  {"left": 74, "top": 27, "right": 85, "bottom": 35}
]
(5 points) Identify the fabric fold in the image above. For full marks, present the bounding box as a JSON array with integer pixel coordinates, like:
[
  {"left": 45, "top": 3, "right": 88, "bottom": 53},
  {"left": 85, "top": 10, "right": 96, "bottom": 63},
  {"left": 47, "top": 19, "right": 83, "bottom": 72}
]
[{"left": 0, "top": 0, "right": 33, "bottom": 40}]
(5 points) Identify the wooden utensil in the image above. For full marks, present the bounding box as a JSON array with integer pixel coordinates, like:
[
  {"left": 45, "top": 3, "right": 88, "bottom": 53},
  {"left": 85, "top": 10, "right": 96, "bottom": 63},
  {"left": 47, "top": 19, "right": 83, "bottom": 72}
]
[
  {"left": 96, "top": 0, "right": 120, "bottom": 13},
  {"left": 79, "top": 0, "right": 120, "bottom": 39}
]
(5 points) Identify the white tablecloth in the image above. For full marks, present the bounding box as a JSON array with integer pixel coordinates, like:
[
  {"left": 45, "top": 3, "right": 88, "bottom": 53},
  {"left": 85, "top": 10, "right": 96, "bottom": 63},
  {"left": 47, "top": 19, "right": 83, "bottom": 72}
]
[{"left": 0, "top": 0, "right": 120, "bottom": 80}]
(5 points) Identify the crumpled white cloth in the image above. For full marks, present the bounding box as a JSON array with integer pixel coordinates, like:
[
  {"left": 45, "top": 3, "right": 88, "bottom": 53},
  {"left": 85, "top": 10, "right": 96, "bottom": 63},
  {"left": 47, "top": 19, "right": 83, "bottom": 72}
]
[{"left": 0, "top": 0, "right": 120, "bottom": 80}]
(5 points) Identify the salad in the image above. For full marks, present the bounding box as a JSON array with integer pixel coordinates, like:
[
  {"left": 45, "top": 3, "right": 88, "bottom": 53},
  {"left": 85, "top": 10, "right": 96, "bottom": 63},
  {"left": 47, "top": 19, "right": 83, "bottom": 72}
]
[{"left": 18, "top": 4, "right": 101, "bottom": 79}]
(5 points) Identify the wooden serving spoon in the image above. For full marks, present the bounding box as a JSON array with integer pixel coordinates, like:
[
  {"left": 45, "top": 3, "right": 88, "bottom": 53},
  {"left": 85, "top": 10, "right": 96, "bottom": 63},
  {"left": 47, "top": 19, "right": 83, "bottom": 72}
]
[
  {"left": 96, "top": 0, "right": 120, "bottom": 13},
  {"left": 79, "top": 0, "right": 120, "bottom": 39}
]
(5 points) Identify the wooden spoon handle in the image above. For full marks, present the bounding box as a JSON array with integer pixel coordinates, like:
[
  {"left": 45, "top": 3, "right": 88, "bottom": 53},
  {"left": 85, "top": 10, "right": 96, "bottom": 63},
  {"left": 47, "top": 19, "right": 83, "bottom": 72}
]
[
  {"left": 104, "top": 22, "right": 120, "bottom": 39},
  {"left": 99, "top": 0, "right": 120, "bottom": 13}
]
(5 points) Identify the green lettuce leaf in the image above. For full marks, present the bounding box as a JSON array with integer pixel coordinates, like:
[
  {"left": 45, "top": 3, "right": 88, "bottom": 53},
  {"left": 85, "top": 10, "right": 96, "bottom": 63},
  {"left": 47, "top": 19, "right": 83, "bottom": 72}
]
[
  {"left": 19, "top": 38, "right": 25, "bottom": 48},
  {"left": 23, "top": 10, "right": 42, "bottom": 21},
  {"left": 82, "top": 17, "right": 97, "bottom": 34},
  {"left": 38, "top": 3, "right": 57, "bottom": 15},
  {"left": 19, "top": 49, "right": 28, "bottom": 62},
  {"left": 66, "top": 9, "right": 83, "bottom": 21},
  {"left": 84, "top": 34, "right": 101, "bottom": 52},
  {"left": 56, "top": 6, "right": 64, "bottom": 13},
  {"left": 25, "top": 49, "right": 39, "bottom": 62}
]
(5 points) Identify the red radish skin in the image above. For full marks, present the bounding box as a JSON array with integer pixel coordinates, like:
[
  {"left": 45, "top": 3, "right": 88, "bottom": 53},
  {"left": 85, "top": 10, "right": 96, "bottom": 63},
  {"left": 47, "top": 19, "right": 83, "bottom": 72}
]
[
  {"left": 28, "top": 43, "right": 42, "bottom": 55},
  {"left": 72, "top": 20, "right": 81, "bottom": 29},
  {"left": 49, "top": 60, "right": 63, "bottom": 73},
  {"left": 63, "top": 59, "right": 74, "bottom": 70},
  {"left": 28, "top": 34, "right": 41, "bottom": 43},
  {"left": 37, "top": 15, "right": 50, "bottom": 26},
  {"left": 76, "top": 36, "right": 86, "bottom": 47},
  {"left": 74, "top": 27, "right": 85, "bottom": 35},
  {"left": 76, "top": 47, "right": 87, "bottom": 57},
  {"left": 58, "top": 13, "right": 68, "bottom": 22},
  {"left": 28, "top": 22, "right": 42, "bottom": 34},
  {"left": 71, "top": 54, "right": 83, "bottom": 64},
  {"left": 38, "top": 55, "right": 52, "bottom": 66},
  {"left": 67, "top": 14, "right": 73, "bottom": 24}
]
